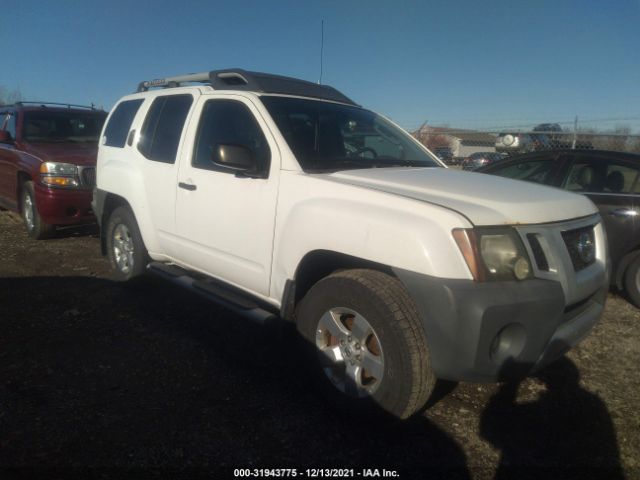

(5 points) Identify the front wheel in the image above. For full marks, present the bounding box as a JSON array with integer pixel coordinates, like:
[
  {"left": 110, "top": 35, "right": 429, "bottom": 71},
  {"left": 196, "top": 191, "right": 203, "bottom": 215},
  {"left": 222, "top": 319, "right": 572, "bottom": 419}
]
[
  {"left": 105, "top": 206, "right": 148, "bottom": 281},
  {"left": 296, "top": 269, "right": 436, "bottom": 419},
  {"left": 21, "top": 181, "right": 55, "bottom": 239},
  {"left": 624, "top": 255, "right": 640, "bottom": 308}
]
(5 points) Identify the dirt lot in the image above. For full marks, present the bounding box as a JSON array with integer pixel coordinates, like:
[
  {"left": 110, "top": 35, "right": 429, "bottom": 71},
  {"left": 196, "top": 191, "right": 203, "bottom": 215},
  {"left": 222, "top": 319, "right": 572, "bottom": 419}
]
[{"left": 0, "top": 210, "right": 638, "bottom": 479}]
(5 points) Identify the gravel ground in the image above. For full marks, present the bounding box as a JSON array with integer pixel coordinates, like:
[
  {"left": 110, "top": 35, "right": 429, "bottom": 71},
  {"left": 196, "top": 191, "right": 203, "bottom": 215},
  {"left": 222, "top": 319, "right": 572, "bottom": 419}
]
[{"left": 0, "top": 210, "right": 638, "bottom": 479}]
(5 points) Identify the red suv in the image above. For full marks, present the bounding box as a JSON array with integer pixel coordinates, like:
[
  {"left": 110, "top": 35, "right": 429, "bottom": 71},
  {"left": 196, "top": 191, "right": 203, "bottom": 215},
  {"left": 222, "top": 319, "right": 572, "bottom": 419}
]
[{"left": 0, "top": 102, "right": 107, "bottom": 238}]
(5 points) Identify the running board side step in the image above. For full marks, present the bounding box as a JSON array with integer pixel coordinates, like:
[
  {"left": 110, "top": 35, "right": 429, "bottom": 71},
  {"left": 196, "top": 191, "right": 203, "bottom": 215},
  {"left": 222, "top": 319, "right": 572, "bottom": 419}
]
[{"left": 147, "top": 262, "right": 279, "bottom": 325}]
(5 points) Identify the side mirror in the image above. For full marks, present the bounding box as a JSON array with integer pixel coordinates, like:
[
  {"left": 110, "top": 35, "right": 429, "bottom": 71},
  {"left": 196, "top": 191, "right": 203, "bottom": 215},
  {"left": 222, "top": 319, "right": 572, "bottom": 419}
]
[
  {"left": 212, "top": 144, "right": 256, "bottom": 171},
  {"left": 0, "top": 130, "right": 12, "bottom": 144}
]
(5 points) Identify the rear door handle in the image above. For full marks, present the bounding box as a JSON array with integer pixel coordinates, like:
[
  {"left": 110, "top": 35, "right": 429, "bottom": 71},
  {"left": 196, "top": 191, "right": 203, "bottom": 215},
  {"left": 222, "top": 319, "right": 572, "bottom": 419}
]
[
  {"left": 607, "top": 208, "right": 637, "bottom": 218},
  {"left": 178, "top": 182, "right": 197, "bottom": 191}
]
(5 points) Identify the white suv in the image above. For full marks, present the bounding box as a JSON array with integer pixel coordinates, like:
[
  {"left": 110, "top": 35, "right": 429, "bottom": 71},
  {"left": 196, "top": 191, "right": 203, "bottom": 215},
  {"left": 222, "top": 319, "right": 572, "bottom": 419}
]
[{"left": 93, "top": 69, "right": 609, "bottom": 419}]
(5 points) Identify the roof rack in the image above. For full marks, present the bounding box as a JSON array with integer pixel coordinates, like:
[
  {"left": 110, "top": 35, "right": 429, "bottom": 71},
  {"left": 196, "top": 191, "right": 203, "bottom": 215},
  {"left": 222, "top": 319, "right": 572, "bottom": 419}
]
[
  {"left": 136, "top": 69, "right": 357, "bottom": 106},
  {"left": 14, "top": 101, "right": 102, "bottom": 111}
]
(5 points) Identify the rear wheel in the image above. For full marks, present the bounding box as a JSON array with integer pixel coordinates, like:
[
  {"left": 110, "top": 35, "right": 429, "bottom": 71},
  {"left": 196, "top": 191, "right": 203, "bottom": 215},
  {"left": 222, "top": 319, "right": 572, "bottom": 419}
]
[
  {"left": 106, "top": 206, "right": 148, "bottom": 281},
  {"left": 21, "top": 181, "right": 55, "bottom": 239},
  {"left": 296, "top": 269, "right": 436, "bottom": 419},
  {"left": 624, "top": 255, "right": 640, "bottom": 308}
]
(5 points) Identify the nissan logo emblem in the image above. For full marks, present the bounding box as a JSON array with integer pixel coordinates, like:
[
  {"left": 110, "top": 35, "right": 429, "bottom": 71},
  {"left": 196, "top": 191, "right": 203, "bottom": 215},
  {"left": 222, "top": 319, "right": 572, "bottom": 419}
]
[{"left": 576, "top": 232, "right": 595, "bottom": 264}]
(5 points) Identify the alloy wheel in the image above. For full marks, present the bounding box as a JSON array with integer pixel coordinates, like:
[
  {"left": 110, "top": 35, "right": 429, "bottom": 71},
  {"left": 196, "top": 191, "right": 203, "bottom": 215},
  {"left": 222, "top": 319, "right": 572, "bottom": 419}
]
[
  {"left": 23, "top": 192, "right": 35, "bottom": 231},
  {"left": 315, "top": 307, "right": 384, "bottom": 398},
  {"left": 112, "top": 224, "right": 135, "bottom": 274}
]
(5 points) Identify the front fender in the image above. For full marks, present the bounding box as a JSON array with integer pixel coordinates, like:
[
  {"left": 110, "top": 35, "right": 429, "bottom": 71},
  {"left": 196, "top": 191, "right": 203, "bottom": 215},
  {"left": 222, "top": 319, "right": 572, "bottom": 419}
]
[{"left": 270, "top": 173, "right": 473, "bottom": 301}]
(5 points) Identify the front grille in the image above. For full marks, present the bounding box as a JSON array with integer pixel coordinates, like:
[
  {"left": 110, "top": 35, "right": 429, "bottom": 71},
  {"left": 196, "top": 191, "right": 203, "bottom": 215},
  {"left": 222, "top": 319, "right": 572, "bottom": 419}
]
[
  {"left": 562, "top": 226, "right": 596, "bottom": 272},
  {"left": 80, "top": 167, "right": 96, "bottom": 188},
  {"left": 527, "top": 233, "right": 549, "bottom": 271}
]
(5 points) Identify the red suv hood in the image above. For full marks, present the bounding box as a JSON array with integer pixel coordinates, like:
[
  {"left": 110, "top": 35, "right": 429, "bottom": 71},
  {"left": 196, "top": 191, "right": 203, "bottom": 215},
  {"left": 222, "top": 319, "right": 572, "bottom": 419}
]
[{"left": 21, "top": 142, "right": 98, "bottom": 167}]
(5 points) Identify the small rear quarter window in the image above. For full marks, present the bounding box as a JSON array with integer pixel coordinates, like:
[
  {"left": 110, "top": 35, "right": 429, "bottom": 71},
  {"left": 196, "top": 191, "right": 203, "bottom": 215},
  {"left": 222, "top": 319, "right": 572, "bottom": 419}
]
[
  {"left": 138, "top": 94, "right": 193, "bottom": 164},
  {"left": 103, "top": 99, "right": 144, "bottom": 148}
]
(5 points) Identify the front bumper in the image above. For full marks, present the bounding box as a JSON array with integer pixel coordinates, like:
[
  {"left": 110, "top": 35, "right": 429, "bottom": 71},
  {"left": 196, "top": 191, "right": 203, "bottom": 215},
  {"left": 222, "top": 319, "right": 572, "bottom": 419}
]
[
  {"left": 394, "top": 269, "right": 607, "bottom": 383},
  {"left": 34, "top": 183, "right": 94, "bottom": 226}
]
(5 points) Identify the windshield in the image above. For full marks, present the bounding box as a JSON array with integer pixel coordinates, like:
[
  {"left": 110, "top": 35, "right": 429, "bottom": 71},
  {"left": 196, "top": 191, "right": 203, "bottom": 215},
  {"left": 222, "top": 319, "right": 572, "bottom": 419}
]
[
  {"left": 23, "top": 111, "right": 106, "bottom": 143},
  {"left": 260, "top": 96, "right": 441, "bottom": 172}
]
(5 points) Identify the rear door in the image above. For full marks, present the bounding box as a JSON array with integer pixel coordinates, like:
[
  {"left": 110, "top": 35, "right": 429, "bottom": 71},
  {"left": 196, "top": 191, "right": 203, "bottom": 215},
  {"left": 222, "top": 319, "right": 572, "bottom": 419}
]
[
  {"left": 128, "top": 93, "right": 195, "bottom": 255},
  {"left": 560, "top": 152, "right": 640, "bottom": 270}
]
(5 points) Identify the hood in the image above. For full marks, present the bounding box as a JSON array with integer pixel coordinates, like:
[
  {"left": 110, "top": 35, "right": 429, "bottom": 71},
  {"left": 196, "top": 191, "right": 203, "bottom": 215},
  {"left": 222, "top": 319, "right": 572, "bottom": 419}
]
[
  {"left": 322, "top": 167, "right": 597, "bottom": 226},
  {"left": 21, "top": 142, "right": 98, "bottom": 167}
]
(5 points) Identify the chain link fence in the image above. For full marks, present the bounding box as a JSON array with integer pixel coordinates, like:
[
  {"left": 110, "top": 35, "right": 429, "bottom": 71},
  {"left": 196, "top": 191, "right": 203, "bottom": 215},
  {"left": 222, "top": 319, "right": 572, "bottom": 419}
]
[{"left": 412, "top": 124, "right": 640, "bottom": 165}]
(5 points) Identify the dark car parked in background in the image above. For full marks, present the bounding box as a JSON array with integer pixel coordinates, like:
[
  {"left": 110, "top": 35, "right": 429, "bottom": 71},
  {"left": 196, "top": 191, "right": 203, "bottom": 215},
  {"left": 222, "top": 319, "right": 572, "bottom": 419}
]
[
  {"left": 0, "top": 102, "right": 107, "bottom": 238},
  {"left": 532, "top": 123, "right": 572, "bottom": 149},
  {"left": 433, "top": 146, "right": 455, "bottom": 164},
  {"left": 477, "top": 149, "right": 640, "bottom": 306},
  {"left": 461, "top": 151, "right": 507, "bottom": 170}
]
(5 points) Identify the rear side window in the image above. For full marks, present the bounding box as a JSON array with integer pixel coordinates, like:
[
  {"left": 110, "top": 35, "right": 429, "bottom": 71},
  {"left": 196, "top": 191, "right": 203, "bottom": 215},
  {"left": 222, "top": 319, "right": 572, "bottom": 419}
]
[
  {"left": 103, "top": 99, "right": 143, "bottom": 147},
  {"left": 138, "top": 95, "right": 193, "bottom": 164},
  {"left": 564, "top": 156, "right": 640, "bottom": 194}
]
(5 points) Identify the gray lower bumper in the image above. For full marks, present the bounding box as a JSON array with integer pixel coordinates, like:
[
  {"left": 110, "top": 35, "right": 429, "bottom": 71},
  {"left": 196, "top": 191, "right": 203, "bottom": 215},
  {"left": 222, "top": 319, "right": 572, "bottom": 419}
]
[{"left": 394, "top": 269, "right": 607, "bottom": 383}]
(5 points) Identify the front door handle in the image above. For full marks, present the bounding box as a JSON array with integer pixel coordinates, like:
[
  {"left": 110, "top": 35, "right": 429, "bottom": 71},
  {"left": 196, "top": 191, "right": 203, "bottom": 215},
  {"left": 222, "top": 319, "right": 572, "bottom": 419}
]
[
  {"left": 607, "top": 208, "right": 637, "bottom": 218},
  {"left": 178, "top": 182, "right": 197, "bottom": 191}
]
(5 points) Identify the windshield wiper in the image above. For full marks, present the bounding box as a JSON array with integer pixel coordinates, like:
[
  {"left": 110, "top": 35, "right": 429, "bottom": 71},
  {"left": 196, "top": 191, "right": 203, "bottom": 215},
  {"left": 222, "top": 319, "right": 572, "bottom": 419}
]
[{"left": 368, "top": 158, "right": 429, "bottom": 168}]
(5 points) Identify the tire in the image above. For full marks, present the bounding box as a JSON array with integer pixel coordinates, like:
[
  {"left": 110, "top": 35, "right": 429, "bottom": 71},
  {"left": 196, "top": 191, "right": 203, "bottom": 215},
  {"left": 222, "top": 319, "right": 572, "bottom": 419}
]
[
  {"left": 21, "top": 181, "right": 55, "bottom": 239},
  {"left": 296, "top": 269, "right": 436, "bottom": 419},
  {"left": 624, "top": 255, "right": 640, "bottom": 308},
  {"left": 105, "top": 206, "right": 149, "bottom": 281}
]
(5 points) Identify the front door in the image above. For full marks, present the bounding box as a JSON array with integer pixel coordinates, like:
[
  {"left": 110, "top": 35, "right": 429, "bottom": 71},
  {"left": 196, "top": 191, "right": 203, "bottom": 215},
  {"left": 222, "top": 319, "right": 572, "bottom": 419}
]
[
  {"left": 561, "top": 153, "right": 640, "bottom": 270},
  {"left": 174, "top": 95, "right": 280, "bottom": 296}
]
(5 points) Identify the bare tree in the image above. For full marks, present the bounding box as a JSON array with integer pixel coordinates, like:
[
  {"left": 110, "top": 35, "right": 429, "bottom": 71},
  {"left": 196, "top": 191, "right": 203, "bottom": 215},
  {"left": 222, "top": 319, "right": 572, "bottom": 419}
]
[
  {"left": 412, "top": 126, "right": 452, "bottom": 151},
  {"left": 591, "top": 125, "right": 632, "bottom": 152},
  {"left": 0, "top": 86, "right": 22, "bottom": 105}
]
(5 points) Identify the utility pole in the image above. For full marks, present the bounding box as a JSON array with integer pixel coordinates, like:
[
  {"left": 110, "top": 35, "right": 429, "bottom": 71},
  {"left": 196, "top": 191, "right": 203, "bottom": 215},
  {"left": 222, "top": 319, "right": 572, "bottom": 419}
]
[{"left": 572, "top": 115, "right": 578, "bottom": 149}]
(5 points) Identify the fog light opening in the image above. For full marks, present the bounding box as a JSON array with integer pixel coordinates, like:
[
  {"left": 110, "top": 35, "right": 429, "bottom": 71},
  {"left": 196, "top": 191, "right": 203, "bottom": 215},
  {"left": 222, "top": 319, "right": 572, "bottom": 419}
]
[
  {"left": 490, "top": 323, "right": 527, "bottom": 364},
  {"left": 66, "top": 207, "right": 79, "bottom": 217}
]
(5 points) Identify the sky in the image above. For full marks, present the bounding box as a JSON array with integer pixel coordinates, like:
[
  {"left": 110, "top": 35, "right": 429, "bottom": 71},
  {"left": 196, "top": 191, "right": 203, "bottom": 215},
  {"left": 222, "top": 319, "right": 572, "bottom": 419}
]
[{"left": 2, "top": 0, "right": 639, "bottom": 132}]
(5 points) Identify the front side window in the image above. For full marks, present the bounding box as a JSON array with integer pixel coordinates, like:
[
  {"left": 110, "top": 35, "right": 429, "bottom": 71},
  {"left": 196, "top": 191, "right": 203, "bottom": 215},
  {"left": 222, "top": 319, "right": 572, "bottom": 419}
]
[
  {"left": 488, "top": 159, "right": 557, "bottom": 185},
  {"left": 192, "top": 99, "right": 270, "bottom": 174},
  {"left": 138, "top": 94, "right": 193, "bottom": 164},
  {"left": 564, "top": 156, "right": 640, "bottom": 194},
  {"left": 260, "top": 96, "right": 440, "bottom": 172},
  {"left": 23, "top": 111, "right": 107, "bottom": 143},
  {"left": 104, "top": 99, "right": 143, "bottom": 147}
]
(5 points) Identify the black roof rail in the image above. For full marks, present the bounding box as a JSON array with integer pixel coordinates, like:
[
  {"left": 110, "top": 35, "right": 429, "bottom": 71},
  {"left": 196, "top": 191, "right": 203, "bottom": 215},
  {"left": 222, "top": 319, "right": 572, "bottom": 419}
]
[
  {"left": 137, "top": 69, "right": 357, "bottom": 106},
  {"left": 13, "top": 101, "right": 102, "bottom": 111}
]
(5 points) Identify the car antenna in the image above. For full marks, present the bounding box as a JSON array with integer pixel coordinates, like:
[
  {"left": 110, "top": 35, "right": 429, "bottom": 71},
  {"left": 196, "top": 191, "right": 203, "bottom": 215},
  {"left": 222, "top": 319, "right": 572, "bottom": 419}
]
[{"left": 318, "top": 19, "right": 324, "bottom": 85}]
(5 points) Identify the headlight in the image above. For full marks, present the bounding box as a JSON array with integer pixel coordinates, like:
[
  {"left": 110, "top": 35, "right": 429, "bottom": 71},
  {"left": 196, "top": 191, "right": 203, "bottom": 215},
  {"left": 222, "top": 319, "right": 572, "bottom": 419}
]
[
  {"left": 40, "top": 162, "right": 80, "bottom": 188},
  {"left": 453, "top": 227, "right": 532, "bottom": 281}
]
